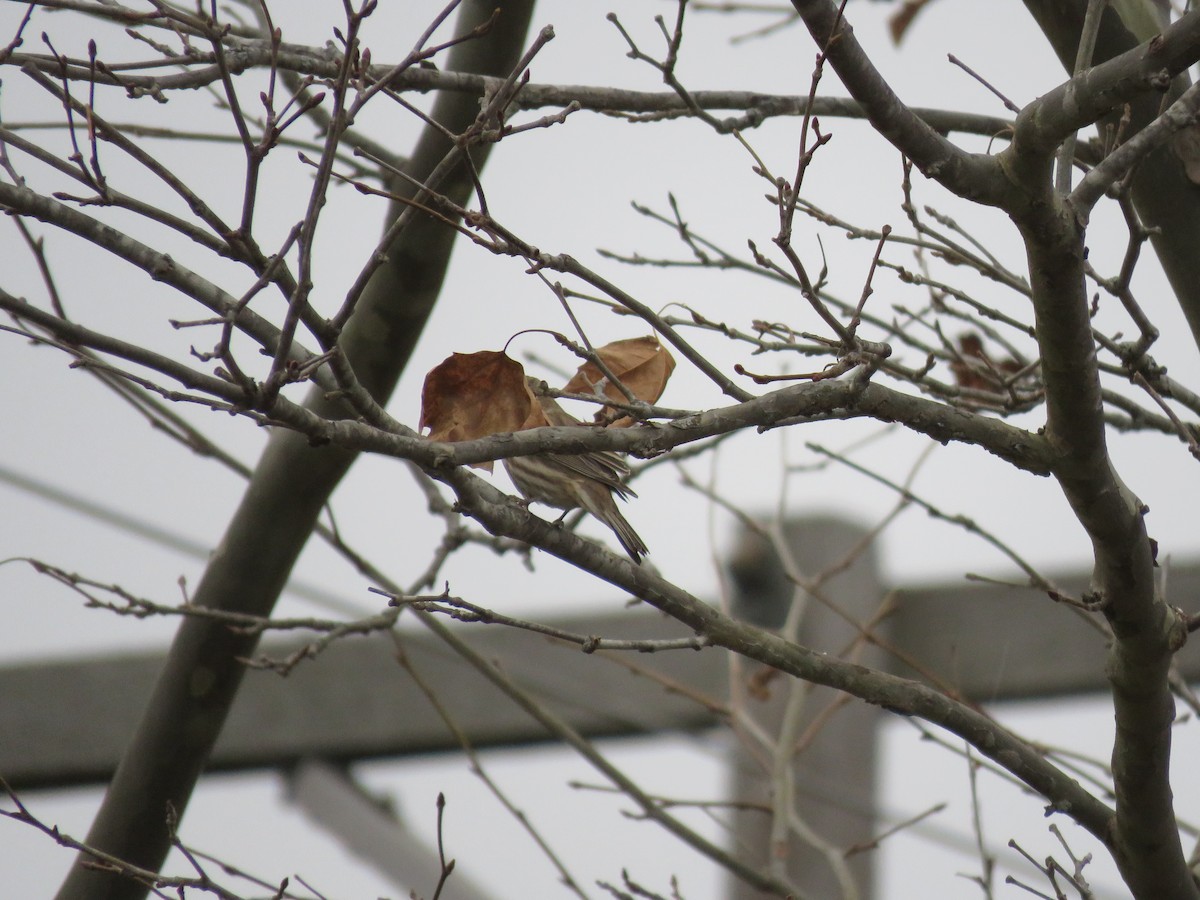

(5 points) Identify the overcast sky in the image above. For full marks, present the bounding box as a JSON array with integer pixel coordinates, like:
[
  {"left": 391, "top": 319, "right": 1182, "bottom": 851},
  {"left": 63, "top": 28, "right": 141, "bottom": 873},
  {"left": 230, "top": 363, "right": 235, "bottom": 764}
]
[{"left": 2, "top": 1, "right": 1197, "bottom": 897}]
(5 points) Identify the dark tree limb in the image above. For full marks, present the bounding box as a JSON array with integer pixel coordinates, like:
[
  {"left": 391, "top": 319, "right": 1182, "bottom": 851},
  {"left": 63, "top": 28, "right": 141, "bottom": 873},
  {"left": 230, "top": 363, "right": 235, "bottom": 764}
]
[
  {"left": 786, "top": 2, "right": 1197, "bottom": 896},
  {"left": 1022, "top": 0, "right": 1200, "bottom": 354},
  {"left": 52, "top": 3, "right": 536, "bottom": 898}
]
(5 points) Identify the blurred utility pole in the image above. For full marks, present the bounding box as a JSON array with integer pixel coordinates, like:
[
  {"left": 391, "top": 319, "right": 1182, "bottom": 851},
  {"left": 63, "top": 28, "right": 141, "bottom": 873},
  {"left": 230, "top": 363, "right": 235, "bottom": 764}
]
[
  {"left": 5, "top": 515, "right": 1200, "bottom": 898},
  {"left": 727, "top": 517, "right": 884, "bottom": 900}
]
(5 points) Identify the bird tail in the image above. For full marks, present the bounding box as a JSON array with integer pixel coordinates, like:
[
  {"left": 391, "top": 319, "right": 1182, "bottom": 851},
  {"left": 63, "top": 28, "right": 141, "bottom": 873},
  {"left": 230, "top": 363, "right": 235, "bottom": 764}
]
[{"left": 585, "top": 496, "right": 648, "bottom": 563}]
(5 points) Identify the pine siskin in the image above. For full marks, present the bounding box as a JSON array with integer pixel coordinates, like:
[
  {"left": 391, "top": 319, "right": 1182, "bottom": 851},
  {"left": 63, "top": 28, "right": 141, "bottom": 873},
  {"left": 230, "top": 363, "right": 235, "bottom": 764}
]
[{"left": 503, "top": 380, "right": 648, "bottom": 562}]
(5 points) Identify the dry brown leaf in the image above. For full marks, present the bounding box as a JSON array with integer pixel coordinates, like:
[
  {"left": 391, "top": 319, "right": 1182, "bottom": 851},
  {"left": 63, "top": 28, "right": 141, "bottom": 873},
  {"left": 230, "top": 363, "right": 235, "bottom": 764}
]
[
  {"left": 420, "top": 351, "right": 536, "bottom": 471},
  {"left": 421, "top": 336, "right": 676, "bottom": 469},
  {"left": 889, "top": 0, "right": 938, "bottom": 45},
  {"left": 563, "top": 335, "right": 676, "bottom": 425},
  {"left": 949, "top": 333, "right": 1023, "bottom": 392}
]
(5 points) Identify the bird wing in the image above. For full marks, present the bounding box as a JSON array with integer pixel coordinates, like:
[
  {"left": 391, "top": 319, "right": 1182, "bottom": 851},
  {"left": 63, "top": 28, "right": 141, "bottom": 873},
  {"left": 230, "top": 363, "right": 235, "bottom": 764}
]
[{"left": 551, "top": 451, "right": 638, "bottom": 500}]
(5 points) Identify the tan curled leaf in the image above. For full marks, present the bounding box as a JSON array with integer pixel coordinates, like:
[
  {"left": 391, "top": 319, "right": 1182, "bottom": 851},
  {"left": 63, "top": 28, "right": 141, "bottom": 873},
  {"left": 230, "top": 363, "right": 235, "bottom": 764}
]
[{"left": 563, "top": 335, "right": 676, "bottom": 425}]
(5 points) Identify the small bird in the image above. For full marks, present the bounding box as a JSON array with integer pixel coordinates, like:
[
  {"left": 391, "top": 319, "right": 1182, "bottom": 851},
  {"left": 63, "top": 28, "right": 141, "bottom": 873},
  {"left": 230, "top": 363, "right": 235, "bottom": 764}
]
[{"left": 503, "top": 379, "right": 648, "bottom": 562}]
